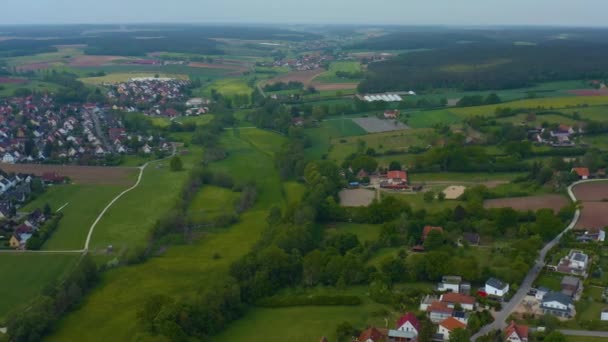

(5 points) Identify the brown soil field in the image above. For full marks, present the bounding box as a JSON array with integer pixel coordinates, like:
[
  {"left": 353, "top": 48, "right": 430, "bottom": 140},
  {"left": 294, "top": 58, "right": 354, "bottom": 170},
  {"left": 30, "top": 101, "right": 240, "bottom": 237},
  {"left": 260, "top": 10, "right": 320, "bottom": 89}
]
[
  {"left": 311, "top": 82, "right": 358, "bottom": 91},
  {"left": 16, "top": 62, "right": 59, "bottom": 71},
  {"left": 68, "top": 55, "right": 124, "bottom": 67},
  {"left": 263, "top": 68, "right": 325, "bottom": 87},
  {"left": 576, "top": 202, "right": 608, "bottom": 229},
  {"left": 339, "top": 188, "right": 376, "bottom": 207},
  {"left": 189, "top": 62, "right": 247, "bottom": 71},
  {"left": 483, "top": 194, "right": 570, "bottom": 212},
  {"left": 573, "top": 182, "right": 608, "bottom": 201},
  {"left": 0, "top": 163, "right": 137, "bottom": 186},
  {"left": 0, "top": 77, "right": 28, "bottom": 84}
]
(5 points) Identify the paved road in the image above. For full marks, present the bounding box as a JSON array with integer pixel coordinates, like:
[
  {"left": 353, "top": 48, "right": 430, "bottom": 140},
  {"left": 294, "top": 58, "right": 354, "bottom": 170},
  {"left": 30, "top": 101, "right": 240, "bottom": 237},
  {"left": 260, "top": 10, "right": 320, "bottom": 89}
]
[{"left": 471, "top": 180, "right": 592, "bottom": 340}]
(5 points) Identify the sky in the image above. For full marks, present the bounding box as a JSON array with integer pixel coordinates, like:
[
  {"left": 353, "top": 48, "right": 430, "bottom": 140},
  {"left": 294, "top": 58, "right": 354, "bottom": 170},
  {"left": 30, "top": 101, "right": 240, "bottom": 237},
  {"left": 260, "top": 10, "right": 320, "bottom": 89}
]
[{"left": 3, "top": 0, "right": 608, "bottom": 27}]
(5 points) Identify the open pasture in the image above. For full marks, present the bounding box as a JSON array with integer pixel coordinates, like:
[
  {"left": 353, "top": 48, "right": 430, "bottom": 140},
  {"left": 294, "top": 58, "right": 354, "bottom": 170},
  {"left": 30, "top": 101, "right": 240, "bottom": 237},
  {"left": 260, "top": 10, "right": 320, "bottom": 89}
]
[
  {"left": 352, "top": 117, "right": 409, "bottom": 133},
  {"left": 201, "top": 78, "right": 253, "bottom": 98},
  {"left": 187, "top": 186, "right": 239, "bottom": 223},
  {"left": 483, "top": 194, "right": 570, "bottom": 212},
  {"left": 0, "top": 163, "right": 137, "bottom": 186}
]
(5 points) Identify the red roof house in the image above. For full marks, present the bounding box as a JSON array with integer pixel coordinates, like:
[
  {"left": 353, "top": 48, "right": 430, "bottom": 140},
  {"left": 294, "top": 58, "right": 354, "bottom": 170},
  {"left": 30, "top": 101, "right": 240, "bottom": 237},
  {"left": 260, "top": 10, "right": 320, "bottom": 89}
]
[
  {"left": 440, "top": 292, "right": 476, "bottom": 310},
  {"left": 422, "top": 226, "right": 444, "bottom": 241},
  {"left": 504, "top": 321, "right": 529, "bottom": 342},
  {"left": 384, "top": 110, "right": 400, "bottom": 119},
  {"left": 358, "top": 327, "right": 387, "bottom": 342},
  {"left": 396, "top": 312, "right": 420, "bottom": 333},
  {"left": 572, "top": 167, "right": 590, "bottom": 179},
  {"left": 108, "top": 128, "right": 126, "bottom": 141},
  {"left": 387, "top": 170, "right": 407, "bottom": 183}
]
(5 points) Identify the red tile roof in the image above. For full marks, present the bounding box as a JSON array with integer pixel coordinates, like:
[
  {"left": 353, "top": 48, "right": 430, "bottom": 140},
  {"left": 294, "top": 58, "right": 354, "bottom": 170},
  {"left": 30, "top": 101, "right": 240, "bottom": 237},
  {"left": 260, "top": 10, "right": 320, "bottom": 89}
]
[
  {"left": 426, "top": 301, "right": 453, "bottom": 314},
  {"left": 505, "top": 321, "right": 528, "bottom": 340},
  {"left": 387, "top": 170, "right": 407, "bottom": 181},
  {"left": 422, "top": 225, "right": 443, "bottom": 241},
  {"left": 440, "top": 292, "right": 476, "bottom": 306},
  {"left": 572, "top": 167, "right": 590, "bottom": 177},
  {"left": 440, "top": 317, "right": 466, "bottom": 331},
  {"left": 396, "top": 312, "right": 420, "bottom": 331},
  {"left": 358, "top": 327, "right": 386, "bottom": 342}
]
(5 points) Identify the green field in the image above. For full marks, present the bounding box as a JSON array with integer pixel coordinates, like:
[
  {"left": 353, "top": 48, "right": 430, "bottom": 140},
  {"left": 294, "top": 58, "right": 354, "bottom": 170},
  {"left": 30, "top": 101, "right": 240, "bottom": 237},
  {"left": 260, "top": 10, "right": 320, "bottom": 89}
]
[
  {"left": 0, "top": 253, "right": 79, "bottom": 319},
  {"left": 48, "top": 129, "right": 288, "bottom": 341},
  {"left": 175, "top": 114, "right": 214, "bottom": 126},
  {"left": 187, "top": 186, "right": 239, "bottom": 223},
  {"left": 496, "top": 113, "right": 579, "bottom": 126},
  {"left": 0, "top": 80, "right": 61, "bottom": 97},
  {"left": 326, "top": 222, "right": 382, "bottom": 243},
  {"left": 4, "top": 47, "right": 84, "bottom": 67},
  {"left": 74, "top": 64, "right": 232, "bottom": 80},
  {"left": 23, "top": 184, "right": 128, "bottom": 250},
  {"left": 313, "top": 61, "right": 363, "bottom": 84},
  {"left": 88, "top": 149, "right": 203, "bottom": 251},
  {"left": 406, "top": 109, "right": 462, "bottom": 128},
  {"left": 562, "top": 105, "right": 608, "bottom": 122},
  {"left": 305, "top": 118, "right": 367, "bottom": 159},
  {"left": 200, "top": 78, "right": 253, "bottom": 99}
]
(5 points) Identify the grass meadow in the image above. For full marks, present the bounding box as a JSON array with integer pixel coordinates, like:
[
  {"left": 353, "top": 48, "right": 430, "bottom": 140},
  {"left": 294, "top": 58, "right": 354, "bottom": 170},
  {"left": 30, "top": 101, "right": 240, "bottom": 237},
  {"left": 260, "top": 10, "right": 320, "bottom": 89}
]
[
  {"left": 314, "top": 61, "right": 363, "bottom": 84},
  {"left": 200, "top": 78, "right": 253, "bottom": 99},
  {"left": 187, "top": 186, "right": 239, "bottom": 223},
  {"left": 0, "top": 253, "right": 79, "bottom": 319}
]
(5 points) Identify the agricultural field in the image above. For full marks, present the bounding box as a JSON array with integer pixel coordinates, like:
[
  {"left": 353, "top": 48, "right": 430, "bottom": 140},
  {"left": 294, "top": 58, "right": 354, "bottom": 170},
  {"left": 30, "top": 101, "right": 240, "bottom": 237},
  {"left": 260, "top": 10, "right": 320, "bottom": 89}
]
[
  {"left": 88, "top": 149, "right": 203, "bottom": 251},
  {"left": 573, "top": 182, "right": 608, "bottom": 201},
  {"left": 496, "top": 113, "right": 579, "bottom": 127},
  {"left": 0, "top": 163, "right": 137, "bottom": 186},
  {"left": 47, "top": 129, "right": 288, "bottom": 341},
  {"left": 405, "top": 109, "right": 461, "bottom": 128},
  {"left": 23, "top": 184, "right": 127, "bottom": 250},
  {"left": 352, "top": 117, "right": 409, "bottom": 133},
  {"left": 562, "top": 105, "right": 608, "bottom": 122},
  {"left": 483, "top": 194, "right": 570, "bottom": 213},
  {"left": 575, "top": 202, "right": 608, "bottom": 229},
  {"left": 0, "top": 253, "right": 79, "bottom": 319},
  {"left": 200, "top": 78, "right": 253, "bottom": 99},
  {"left": 326, "top": 222, "right": 382, "bottom": 243},
  {"left": 313, "top": 61, "right": 363, "bottom": 84},
  {"left": 73, "top": 64, "right": 233, "bottom": 80}
]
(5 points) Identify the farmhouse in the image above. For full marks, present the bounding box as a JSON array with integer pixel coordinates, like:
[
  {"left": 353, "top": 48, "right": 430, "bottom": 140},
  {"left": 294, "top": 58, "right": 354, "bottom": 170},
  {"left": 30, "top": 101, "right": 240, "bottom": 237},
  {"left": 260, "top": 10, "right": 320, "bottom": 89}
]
[
  {"left": 541, "top": 291, "right": 574, "bottom": 318},
  {"left": 504, "top": 321, "right": 529, "bottom": 342},
  {"left": 437, "top": 317, "right": 466, "bottom": 341},
  {"left": 380, "top": 170, "right": 409, "bottom": 189},
  {"left": 572, "top": 167, "right": 590, "bottom": 180},
  {"left": 485, "top": 278, "right": 509, "bottom": 298}
]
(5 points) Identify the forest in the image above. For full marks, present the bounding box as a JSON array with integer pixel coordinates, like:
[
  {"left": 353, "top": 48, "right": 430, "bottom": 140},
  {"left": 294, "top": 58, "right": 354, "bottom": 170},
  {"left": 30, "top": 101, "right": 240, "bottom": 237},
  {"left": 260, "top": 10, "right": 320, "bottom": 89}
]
[{"left": 359, "top": 41, "right": 608, "bottom": 92}]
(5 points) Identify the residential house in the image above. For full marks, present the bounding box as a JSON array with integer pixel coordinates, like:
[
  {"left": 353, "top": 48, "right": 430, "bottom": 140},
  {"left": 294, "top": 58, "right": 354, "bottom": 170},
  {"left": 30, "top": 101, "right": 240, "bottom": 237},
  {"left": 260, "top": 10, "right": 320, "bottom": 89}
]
[
  {"left": 358, "top": 327, "right": 387, "bottom": 342},
  {"left": 535, "top": 287, "right": 550, "bottom": 301},
  {"left": 601, "top": 308, "right": 608, "bottom": 321},
  {"left": 437, "top": 276, "right": 462, "bottom": 293},
  {"left": 381, "top": 170, "right": 409, "bottom": 189},
  {"left": 419, "top": 294, "right": 439, "bottom": 311},
  {"left": 437, "top": 317, "right": 466, "bottom": 341},
  {"left": 439, "top": 293, "right": 476, "bottom": 311},
  {"left": 0, "top": 200, "right": 13, "bottom": 218},
  {"left": 422, "top": 226, "right": 444, "bottom": 241},
  {"left": 485, "top": 278, "right": 509, "bottom": 298},
  {"left": 572, "top": 168, "right": 590, "bottom": 180},
  {"left": 388, "top": 312, "right": 419, "bottom": 342},
  {"left": 561, "top": 276, "right": 581, "bottom": 297},
  {"left": 557, "top": 250, "right": 589, "bottom": 275},
  {"left": 504, "top": 321, "right": 528, "bottom": 342},
  {"left": 426, "top": 301, "right": 453, "bottom": 323},
  {"left": 541, "top": 291, "right": 574, "bottom": 318}
]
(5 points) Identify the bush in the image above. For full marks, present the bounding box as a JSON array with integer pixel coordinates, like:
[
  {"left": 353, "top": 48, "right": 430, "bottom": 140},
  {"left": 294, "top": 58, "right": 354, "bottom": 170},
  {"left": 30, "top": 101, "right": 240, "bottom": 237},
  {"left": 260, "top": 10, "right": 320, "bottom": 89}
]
[{"left": 256, "top": 294, "right": 361, "bottom": 307}]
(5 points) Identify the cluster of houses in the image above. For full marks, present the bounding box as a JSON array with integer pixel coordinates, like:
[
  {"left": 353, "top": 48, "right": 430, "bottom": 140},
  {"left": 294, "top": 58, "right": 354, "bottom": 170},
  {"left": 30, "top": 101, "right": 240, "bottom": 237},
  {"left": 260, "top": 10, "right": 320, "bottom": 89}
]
[
  {"left": 107, "top": 127, "right": 172, "bottom": 156},
  {"left": 343, "top": 313, "right": 529, "bottom": 342},
  {"left": 185, "top": 97, "right": 211, "bottom": 116},
  {"left": 3, "top": 208, "right": 48, "bottom": 249},
  {"left": 105, "top": 77, "right": 190, "bottom": 118},
  {"left": 260, "top": 53, "right": 335, "bottom": 71},
  {"left": 0, "top": 96, "right": 116, "bottom": 163},
  {"left": 528, "top": 123, "right": 581, "bottom": 147}
]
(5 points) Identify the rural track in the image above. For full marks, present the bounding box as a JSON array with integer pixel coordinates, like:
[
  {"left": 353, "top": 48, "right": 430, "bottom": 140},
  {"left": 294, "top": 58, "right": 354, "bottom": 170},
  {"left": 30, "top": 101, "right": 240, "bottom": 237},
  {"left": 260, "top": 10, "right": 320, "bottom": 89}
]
[{"left": 471, "top": 179, "right": 606, "bottom": 341}]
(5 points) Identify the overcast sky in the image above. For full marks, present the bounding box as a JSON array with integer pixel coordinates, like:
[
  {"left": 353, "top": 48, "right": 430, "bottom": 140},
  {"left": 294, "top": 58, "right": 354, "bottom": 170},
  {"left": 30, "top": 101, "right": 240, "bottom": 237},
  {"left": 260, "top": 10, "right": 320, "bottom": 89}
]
[{"left": 3, "top": 0, "right": 608, "bottom": 27}]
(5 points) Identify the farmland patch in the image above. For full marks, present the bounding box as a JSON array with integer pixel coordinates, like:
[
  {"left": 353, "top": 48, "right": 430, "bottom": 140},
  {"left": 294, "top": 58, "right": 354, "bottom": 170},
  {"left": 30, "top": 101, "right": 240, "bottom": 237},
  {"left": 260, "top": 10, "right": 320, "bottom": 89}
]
[
  {"left": 352, "top": 117, "right": 409, "bottom": 133},
  {"left": 483, "top": 194, "right": 570, "bottom": 212},
  {"left": 0, "top": 163, "right": 137, "bottom": 186}
]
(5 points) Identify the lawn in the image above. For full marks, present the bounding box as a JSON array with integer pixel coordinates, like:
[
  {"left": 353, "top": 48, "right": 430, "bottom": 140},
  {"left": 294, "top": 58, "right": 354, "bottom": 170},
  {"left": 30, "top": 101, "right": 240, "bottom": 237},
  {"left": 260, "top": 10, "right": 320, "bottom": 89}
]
[
  {"left": 47, "top": 129, "right": 290, "bottom": 341},
  {"left": 23, "top": 184, "right": 127, "bottom": 250},
  {"left": 187, "top": 186, "right": 239, "bottom": 223},
  {"left": 284, "top": 181, "right": 306, "bottom": 207},
  {"left": 0, "top": 253, "right": 79, "bottom": 319},
  {"left": 88, "top": 148, "right": 204, "bottom": 251},
  {"left": 313, "top": 61, "right": 363, "bottom": 84},
  {"left": 174, "top": 114, "right": 214, "bottom": 126},
  {"left": 80, "top": 72, "right": 189, "bottom": 84},
  {"left": 326, "top": 222, "right": 382, "bottom": 243}
]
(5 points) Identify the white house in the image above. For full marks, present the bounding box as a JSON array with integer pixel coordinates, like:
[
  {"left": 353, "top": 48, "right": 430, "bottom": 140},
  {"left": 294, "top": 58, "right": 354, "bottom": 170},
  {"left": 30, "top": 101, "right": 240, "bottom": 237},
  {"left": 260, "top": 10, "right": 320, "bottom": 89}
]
[
  {"left": 569, "top": 250, "right": 589, "bottom": 270},
  {"left": 437, "top": 276, "right": 462, "bottom": 293},
  {"left": 438, "top": 317, "right": 466, "bottom": 341},
  {"left": 2, "top": 153, "right": 15, "bottom": 164},
  {"left": 601, "top": 309, "right": 608, "bottom": 321},
  {"left": 535, "top": 287, "right": 550, "bottom": 301},
  {"left": 485, "top": 278, "right": 509, "bottom": 298},
  {"left": 541, "top": 292, "right": 574, "bottom": 318}
]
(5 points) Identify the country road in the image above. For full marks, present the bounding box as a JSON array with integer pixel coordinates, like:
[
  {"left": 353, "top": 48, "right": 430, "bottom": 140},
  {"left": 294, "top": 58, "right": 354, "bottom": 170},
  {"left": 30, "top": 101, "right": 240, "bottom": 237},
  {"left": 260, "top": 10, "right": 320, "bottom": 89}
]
[{"left": 471, "top": 179, "right": 602, "bottom": 340}]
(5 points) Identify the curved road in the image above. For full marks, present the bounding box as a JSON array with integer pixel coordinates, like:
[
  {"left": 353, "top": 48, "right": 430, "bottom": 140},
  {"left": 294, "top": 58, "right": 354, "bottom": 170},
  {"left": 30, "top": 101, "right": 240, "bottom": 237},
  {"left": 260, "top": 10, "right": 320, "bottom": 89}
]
[{"left": 472, "top": 179, "right": 603, "bottom": 340}]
